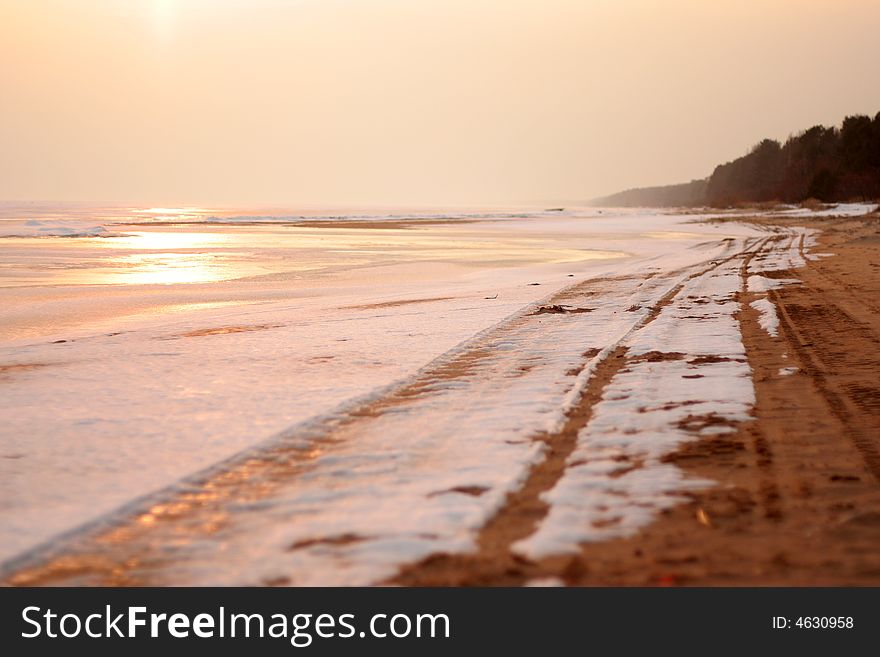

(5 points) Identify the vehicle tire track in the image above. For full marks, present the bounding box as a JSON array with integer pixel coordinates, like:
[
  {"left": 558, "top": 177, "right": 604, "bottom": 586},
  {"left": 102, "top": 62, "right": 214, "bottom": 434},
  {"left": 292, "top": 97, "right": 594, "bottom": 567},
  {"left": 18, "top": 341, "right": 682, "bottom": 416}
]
[
  {"left": 391, "top": 238, "right": 771, "bottom": 585},
  {"left": 521, "top": 219, "right": 880, "bottom": 587},
  {"left": 757, "top": 225, "right": 880, "bottom": 483},
  {"left": 772, "top": 288, "right": 880, "bottom": 484},
  {"left": 739, "top": 238, "right": 783, "bottom": 521}
]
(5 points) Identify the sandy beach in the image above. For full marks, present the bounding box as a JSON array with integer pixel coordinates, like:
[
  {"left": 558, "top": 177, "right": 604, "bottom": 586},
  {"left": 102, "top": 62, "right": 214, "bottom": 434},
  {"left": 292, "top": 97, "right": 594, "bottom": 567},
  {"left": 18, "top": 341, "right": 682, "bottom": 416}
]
[
  {"left": 2, "top": 204, "right": 877, "bottom": 586},
  {"left": 399, "top": 211, "right": 880, "bottom": 585}
]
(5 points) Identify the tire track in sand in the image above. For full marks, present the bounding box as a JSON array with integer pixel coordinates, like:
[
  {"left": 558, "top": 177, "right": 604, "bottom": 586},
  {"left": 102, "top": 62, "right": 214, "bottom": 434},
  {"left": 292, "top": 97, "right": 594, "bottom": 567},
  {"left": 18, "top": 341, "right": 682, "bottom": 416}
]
[
  {"left": 772, "top": 274, "right": 880, "bottom": 483},
  {"left": 392, "top": 238, "right": 770, "bottom": 585}
]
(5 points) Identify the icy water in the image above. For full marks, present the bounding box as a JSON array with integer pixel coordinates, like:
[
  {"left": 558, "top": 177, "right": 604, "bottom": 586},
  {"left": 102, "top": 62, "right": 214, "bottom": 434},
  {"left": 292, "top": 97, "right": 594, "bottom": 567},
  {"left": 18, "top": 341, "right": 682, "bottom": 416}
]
[
  {"left": 1, "top": 204, "right": 627, "bottom": 341},
  {"left": 3, "top": 202, "right": 866, "bottom": 573}
]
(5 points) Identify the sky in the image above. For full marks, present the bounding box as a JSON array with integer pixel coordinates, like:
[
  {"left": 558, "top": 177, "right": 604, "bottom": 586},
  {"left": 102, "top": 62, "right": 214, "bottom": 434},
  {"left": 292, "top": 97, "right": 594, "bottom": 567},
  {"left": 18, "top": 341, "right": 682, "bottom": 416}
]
[{"left": 1, "top": 0, "right": 879, "bottom": 206}]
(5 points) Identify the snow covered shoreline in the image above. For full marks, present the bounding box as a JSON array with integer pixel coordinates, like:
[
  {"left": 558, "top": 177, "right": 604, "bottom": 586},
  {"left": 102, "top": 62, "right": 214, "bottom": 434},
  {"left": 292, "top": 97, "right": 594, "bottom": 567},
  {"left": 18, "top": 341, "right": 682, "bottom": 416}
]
[{"left": 0, "top": 205, "right": 872, "bottom": 578}]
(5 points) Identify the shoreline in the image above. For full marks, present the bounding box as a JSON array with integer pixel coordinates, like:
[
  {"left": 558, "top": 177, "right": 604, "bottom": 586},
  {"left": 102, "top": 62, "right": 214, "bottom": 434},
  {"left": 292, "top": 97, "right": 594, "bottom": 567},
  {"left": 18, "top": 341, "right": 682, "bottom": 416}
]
[{"left": 3, "top": 210, "right": 879, "bottom": 586}]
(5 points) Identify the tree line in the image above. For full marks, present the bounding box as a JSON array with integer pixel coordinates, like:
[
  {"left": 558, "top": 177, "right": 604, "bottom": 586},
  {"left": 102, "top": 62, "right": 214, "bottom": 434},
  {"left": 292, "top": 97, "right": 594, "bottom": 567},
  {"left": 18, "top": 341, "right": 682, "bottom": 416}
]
[{"left": 594, "top": 112, "right": 880, "bottom": 207}]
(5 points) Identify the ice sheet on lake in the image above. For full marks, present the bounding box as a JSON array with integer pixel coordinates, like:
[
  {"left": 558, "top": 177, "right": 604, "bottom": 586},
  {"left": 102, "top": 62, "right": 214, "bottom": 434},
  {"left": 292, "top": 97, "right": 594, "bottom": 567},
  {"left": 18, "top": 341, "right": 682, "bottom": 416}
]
[{"left": 0, "top": 219, "right": 109, "bottom": 238}]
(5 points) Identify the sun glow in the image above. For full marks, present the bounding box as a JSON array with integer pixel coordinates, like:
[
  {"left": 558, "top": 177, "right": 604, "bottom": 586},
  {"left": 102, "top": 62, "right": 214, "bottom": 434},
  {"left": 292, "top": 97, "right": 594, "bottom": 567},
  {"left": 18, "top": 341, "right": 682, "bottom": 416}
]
[{"left": 151, "top": 0, "right": 176, "bottom": 43}]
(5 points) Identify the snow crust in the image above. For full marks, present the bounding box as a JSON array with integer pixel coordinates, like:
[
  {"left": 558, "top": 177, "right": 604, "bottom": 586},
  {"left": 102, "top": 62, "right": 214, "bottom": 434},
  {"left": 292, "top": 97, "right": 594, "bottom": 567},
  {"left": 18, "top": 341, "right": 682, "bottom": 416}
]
[
  {"left": 747, "top": 275, "right": 800, "bottom": 292},
  {"left": 516, "top": 257, "right": 755, "bottom": 558},
  {"left": 750, "top": 298, "right": 780, "bottom": 337}
]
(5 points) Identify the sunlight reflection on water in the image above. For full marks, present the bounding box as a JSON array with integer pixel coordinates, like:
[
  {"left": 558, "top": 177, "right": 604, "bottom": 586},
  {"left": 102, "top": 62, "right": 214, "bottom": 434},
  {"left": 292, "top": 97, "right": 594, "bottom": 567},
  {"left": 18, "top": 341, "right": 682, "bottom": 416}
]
[{"left": 2, "top": 224, "right": 625, "bottom": 287}]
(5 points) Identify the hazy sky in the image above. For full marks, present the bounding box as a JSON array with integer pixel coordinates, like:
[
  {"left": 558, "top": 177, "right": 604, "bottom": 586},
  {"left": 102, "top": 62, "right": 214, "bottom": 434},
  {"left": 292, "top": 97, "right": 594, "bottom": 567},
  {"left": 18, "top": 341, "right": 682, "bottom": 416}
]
[{"left": 2, "top": 0, "right": 879, "bottom": 206}]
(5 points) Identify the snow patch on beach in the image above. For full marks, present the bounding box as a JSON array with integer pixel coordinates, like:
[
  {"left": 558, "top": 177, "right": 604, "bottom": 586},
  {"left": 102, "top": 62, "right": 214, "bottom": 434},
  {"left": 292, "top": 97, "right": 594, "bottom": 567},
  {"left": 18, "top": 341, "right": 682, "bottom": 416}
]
[
  {"left": 772, "top": 202, "right": 875, "bottom": 218},
  {"left": 747, "top": 275, "right": 800, "bottom": 292},
  {"left": 516, "top": 257, "right": 755, "bottom": 558},
  {"left": 747, "top": 235, "right": 806, "bottom": 273},
  {"left": 750, "top": 298, "right": 780, "bottom": 337}
]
